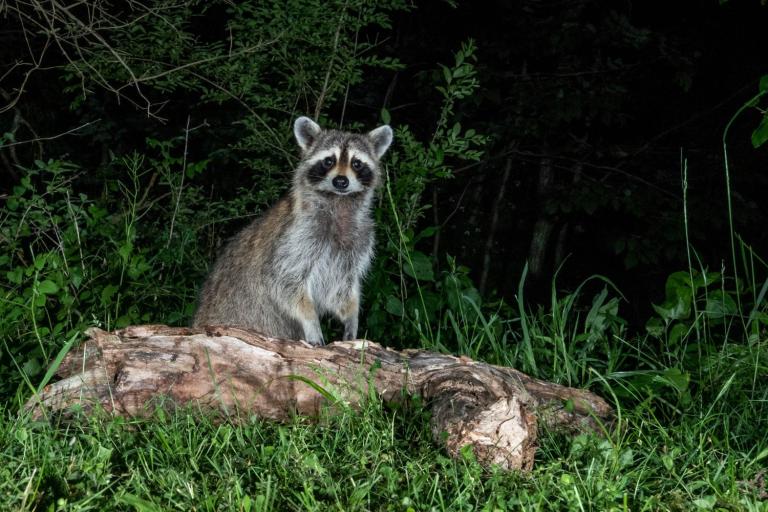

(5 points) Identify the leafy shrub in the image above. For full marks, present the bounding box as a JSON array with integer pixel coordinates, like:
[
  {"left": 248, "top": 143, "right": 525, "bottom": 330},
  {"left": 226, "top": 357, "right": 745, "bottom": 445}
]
[{"left": 365, "top": 41, "right": 488, "bottom": 347}]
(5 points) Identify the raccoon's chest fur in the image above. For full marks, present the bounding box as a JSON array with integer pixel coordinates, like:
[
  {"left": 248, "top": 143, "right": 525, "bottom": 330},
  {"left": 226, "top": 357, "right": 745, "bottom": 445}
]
[{"left": 278, "top": 196, "right": 373, "bottom": 313}]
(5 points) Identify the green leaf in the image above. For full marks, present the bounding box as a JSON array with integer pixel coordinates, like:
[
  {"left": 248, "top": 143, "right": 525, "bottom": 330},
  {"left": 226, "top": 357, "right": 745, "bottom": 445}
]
[
  {"left": 668, "top": 322, "right": 688, "bottom": 347},
  {"left": 759, "top": 74, "right": 768, "bottom": 93},
  {"left": 36, "top": 333, "right": 80, "bottom": 393},
  {"left": 284, "top": 375, "right": 348, "bottom": 411},
  {"left": 455, "top": 49, "right": 465, "bottom": 66},
  {"left": 692, "top": 496, "right": 716, "bottom": 510},
  {"left": 6, "top": 268, "right": 23, "bottom": 285},
  {"left": 618, "top": 448, "right": 634, "bottom": 468},
  {"left": 385, "top": 295, "right": 404, "bottom": 316},
  {"left": 118, "top": 242, "right": 134, "bottom": 262},
  {"left": 459, "top": 444, "right": 476, "bottom": 462},
  {"left": 37, "top": 280, "right": 59, "bottom": 295},
  {"left": 380, "top": 108, "right": 391, "bottom": 125},
  {"left": 403, "top": 251, "right": 435, "bottom": 282},
  {"left": 752, "top": 447, "right": 768, "bottom": 466},
  {"left": 652, "top": 300, "right": 686, "bottom": 323},
  {"left": 186, "top": 159, "right": 209, "bottom": 178},
  {"left": 33, "top": 253, "right": 47, "bottom": 270},
  {"left": 117, "top": 494, "right": 162, "bottom": 512},
  {"left": 405, "top": 290, "right": 441, "bottom": 321},
  {"left": 101, "top": 284, "right": 119, "bottom": 306},
  {"left": 751, "top": 115, "right": 768, "bottom": 148},
  {"left": 441, "top": 65, "right": 452, "bottom": 85},
  {"left": 654, "top": 368, "right": 689, "bottom": 394},
  {"left": 665, "top": 271, "right": 694, "bottom": 296},
  {"left": 651, "top": 271, "right": 695, "bottom": 322},
  {"left": 14, "top": 427, "right": 28, "bottom": 442},
  {"left": 413, "top": 226, "right": 438, "bottom": 242},
  {"left": 704, "top": 290, "right": 738, "bottom": 319},
  {"left": 22, "top": 358, "right": 42, "bottom": 378}
]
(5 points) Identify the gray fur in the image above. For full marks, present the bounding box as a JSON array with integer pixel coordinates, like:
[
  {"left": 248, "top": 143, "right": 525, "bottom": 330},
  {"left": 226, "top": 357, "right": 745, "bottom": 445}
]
[
  {"left": 367, "top": 125, "right": 394, "bottom": 158},
  {"left": 193, "top": 117, "right": 393, "bottom": 346},
  {"left": 293, "top": 116, "right": 321, "bottom": 151}
]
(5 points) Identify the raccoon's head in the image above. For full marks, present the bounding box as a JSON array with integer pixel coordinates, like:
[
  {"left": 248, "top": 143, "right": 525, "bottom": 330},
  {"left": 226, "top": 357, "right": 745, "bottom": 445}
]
[{"left": 292, "top": 117, "right": 393, "bottom": 197}]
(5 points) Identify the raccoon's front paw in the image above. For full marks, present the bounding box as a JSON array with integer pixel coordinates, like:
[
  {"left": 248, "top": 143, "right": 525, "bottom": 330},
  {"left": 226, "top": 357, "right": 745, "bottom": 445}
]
[{"left": 306, "top": 336, "right": 325, "bottom": 347}]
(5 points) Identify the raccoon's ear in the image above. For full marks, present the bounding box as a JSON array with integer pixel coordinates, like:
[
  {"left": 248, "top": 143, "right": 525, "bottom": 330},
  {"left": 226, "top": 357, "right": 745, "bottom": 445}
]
[
  {"left": 293, "top": 117, "right": 322, "bottom": 152},
  {"left": 367, "top": 125, "right": 393, "bottom": 159}
]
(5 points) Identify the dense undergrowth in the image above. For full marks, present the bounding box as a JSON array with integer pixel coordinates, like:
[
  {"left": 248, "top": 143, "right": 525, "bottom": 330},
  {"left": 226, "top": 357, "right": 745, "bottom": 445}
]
[{"left": 1, "top": 146, "right": 767, "bottom": 509}]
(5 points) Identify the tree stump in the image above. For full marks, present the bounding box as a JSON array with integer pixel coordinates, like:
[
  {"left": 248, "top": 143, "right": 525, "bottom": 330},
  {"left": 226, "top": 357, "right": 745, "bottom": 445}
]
[{"left": 24, "top": 325, "right": 613, "bottom": 471}]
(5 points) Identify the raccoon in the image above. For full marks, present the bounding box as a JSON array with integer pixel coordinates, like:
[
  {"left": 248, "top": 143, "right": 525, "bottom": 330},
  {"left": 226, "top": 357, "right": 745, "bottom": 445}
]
[{"left": 192, "top": 117, "right": 393, "bottom": 346}]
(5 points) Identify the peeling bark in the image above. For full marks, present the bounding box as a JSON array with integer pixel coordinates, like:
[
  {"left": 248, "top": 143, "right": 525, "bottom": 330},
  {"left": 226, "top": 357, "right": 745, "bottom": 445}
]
[{"left": 25, "top": 325, "right": 613, "bottom": 471}]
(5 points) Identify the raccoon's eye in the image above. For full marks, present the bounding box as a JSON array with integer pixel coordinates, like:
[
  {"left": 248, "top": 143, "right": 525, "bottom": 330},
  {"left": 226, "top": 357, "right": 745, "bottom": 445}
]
[
  {"left": 351, "top": 158, "right": 363, "bottom": 170},
  {"left": 322, "top": 156, "right": 335, "bottom": 169}
]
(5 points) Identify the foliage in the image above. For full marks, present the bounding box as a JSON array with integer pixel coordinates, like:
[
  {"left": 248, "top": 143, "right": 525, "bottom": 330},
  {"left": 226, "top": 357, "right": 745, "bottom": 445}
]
[
  {"left": 751, "top": 75, "right": 768, "bottom": 148},
  {"left": 0, "top": 150, "right": 213, "bottom": 397},
  {"left": 366, "top": 40, "right": 487, "bottom": 345}
]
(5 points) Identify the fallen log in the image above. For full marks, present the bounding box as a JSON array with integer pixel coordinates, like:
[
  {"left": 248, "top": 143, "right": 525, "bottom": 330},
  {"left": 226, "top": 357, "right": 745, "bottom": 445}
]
[{"left": 24, "top": 325, "right": 613, "bottom": 471}]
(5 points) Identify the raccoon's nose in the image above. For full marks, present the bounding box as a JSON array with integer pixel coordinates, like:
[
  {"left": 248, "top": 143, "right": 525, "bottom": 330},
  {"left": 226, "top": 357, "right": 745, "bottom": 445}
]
[{"left": 332, "top": 175, "right": 349, "bottom": 190}]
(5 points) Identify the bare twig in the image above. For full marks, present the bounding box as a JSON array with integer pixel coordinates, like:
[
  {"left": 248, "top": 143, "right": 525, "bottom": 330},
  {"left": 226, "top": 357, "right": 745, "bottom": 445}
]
[
  {"left": 49, "top": 0, "right": 155, "bottom": 116},
  {"left": 453, "top": 147, "right": 679, "bottom": 201},
  {"left": 117, "top": 40, "right": 279, "bottom": 88},
  {"left": 186, "top": 70, "right": 293, "bottom": 166},
  {"left": 314, "top": 1, "right": 348, "bottom": 120},
  {"left": 0, "top": 120, "right": 100, "bottom": 149},
  {"left": 479, "top": 157, "right": 512, "bottom": 295},
  {"left": 2, "top": 1, "right": 278, "bottom": 121}
]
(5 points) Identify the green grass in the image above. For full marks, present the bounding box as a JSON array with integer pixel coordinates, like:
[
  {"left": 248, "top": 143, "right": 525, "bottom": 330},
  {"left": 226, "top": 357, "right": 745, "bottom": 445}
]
[
  {"left": 3, "top": 222, "right": 767, "bottom": 512},
  {"left": 2, "top": 371, "right": 766, "bottom": 511},
  {"left": 2, "top": 285, "right": 767, "bottom": 511}
]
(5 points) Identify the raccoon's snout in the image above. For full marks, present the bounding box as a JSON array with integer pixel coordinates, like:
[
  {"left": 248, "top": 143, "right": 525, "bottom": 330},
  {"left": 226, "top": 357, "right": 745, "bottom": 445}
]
[{"left": 332, "top": 175, "right": 349, "bottom": 190}]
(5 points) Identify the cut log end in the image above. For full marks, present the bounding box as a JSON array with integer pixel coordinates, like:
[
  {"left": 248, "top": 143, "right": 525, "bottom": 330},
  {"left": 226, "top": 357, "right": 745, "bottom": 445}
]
[
  {"left": 438, "top": 395, "right": 538, "bottom": 471},
  {"left": 23, "top": 325, "right": 613, "bottom": 471}
]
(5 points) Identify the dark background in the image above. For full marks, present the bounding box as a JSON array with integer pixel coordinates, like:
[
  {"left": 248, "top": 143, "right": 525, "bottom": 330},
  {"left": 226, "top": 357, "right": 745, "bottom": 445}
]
[
  {"left": 2, "top": 0, "right": 767, "bottom": 328},
  {"left": 384, "top": 0, "right": 767, "bottom": 321}
]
